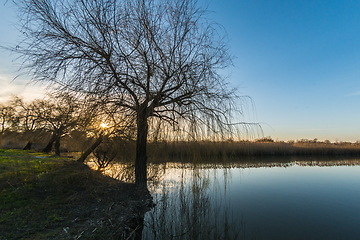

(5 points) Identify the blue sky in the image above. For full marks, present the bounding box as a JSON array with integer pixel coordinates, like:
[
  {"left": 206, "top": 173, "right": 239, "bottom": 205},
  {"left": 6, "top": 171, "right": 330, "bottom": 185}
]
[
  {"left": 0, "top": 1, "right": 46, "bottom": 102},
  {"left": 204, "top": 0, "right": 360, "bottom": 142},
  {"left": 1, "top": 0, "right": 360, "bottom": 142}
]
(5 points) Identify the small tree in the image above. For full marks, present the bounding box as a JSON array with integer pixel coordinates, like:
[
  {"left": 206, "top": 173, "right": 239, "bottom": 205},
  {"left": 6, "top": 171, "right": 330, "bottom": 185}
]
[{"left": 10, "top": 0, "right": 246, "bottom": 188}]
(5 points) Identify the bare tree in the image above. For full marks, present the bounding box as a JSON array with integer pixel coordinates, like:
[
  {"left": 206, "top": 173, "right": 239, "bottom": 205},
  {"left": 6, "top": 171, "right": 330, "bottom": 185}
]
[
  {"left": 9, "top": 0, "right": 244, "bottom": 188},
  {"left": 16, "top": 98, "right": 42, "bottom": 132},
  {"left": 11, "top": 97, "right": 43, "bottom": 150},
  {"left": 0, "top": 97, "right": 44, "bottom": 149},
  {"left": 0, "top": 102, "right": 16, "bottom": 133},
  {"left": 31, "top": 93, "right": 97, "bottom": 155}
]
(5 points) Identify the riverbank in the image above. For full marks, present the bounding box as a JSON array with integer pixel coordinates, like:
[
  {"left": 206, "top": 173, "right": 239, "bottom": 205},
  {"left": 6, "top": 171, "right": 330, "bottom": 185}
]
[{"left": 0, "top": 149, "right": 153, "bottom": 239}]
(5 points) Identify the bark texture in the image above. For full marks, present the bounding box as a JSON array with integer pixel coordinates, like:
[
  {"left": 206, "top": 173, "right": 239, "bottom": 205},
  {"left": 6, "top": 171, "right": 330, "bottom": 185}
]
[{"left": 135, "top": 107, "right": 148, "bottom": 188}]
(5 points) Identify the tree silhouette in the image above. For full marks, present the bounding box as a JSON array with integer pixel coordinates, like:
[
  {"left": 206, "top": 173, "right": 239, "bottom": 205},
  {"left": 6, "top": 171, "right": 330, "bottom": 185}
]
[
  {"left": 10, "top": 0, "right": 243, "bottom": 188},
  {"left": 32, "top": 93, "right": 96, "bottom": 155}
]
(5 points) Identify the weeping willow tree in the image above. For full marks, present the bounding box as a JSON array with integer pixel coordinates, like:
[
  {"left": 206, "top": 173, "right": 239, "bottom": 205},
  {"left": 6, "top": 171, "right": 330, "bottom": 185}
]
[{"left": 9, "top": 0, "right": 254, "bottom": 188}]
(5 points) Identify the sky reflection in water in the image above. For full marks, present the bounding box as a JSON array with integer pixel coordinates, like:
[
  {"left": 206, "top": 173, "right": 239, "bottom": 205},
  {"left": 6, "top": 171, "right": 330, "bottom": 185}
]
[{"left": 140, "top": 159, "right": 360, "bottom": 240}]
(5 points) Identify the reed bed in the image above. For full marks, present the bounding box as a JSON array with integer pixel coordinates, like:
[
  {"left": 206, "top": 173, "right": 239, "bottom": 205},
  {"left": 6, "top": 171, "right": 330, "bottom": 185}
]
[
  {"left": 147, "top": 140, "right": 360, "bottom": 161},
  {"left": 2, "top": 129, "right": 360, "bottom": 160}
]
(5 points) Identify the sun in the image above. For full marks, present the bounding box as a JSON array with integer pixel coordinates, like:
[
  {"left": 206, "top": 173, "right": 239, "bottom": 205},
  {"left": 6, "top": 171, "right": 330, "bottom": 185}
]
[{"left": 100, "top": 122, "right": 108, "bottom": 128}]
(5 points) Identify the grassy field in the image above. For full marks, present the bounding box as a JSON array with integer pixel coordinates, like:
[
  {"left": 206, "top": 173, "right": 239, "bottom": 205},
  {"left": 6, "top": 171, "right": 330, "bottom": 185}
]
[{"left": 0, "top": 149, "right": 152, "bottom": 240}]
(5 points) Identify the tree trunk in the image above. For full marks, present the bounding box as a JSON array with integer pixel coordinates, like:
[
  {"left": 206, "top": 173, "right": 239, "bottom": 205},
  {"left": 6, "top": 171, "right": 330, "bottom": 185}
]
[
  {"left": 54, "top": 132, "right": 61, "bottom": 156},
  {"left": 23, "top": 141, "right": 32, "bottom": 150},
  {"left": 77, "top": 135, "right": 104, "bottom": 163},
  {"left": 135, "top": 108, "right": 148, "bottom": 188},
  {"left": 43, "top": 132, "right": 56, "bottom": 153}
]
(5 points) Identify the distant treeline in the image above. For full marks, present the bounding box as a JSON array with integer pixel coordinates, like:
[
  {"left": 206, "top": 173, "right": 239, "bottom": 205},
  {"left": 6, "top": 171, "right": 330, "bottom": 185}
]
[
  {"left": 1, "top": 95, "right": 359, "bottom": 159},
  {"left": 0, "top": 94, "right": 136, "bottom": 156},
  {"left": 2, "top": 129, "right": 360, "bottom": 160},
  {"left": 0, "top": 129, "right": 92, "bottom": 152}
]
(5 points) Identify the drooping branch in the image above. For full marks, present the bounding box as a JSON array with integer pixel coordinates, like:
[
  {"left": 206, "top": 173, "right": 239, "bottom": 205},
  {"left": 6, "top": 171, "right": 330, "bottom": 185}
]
[{"left": 8, "top": 0, "right": 259, "bottom": 187}]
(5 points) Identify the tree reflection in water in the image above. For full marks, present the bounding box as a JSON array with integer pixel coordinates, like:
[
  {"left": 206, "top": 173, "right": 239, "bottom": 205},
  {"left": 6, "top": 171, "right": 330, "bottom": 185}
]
[
  {"left": 92, "top": 156, "right": 360, "bottom": 239},
  {"left": 142, "top": 163, "right": 249, "bottom": 240}
]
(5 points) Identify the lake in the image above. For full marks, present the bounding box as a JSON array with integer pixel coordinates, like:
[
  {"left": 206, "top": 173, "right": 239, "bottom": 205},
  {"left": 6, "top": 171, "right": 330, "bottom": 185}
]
[{"left": 104, "top": 157, "right": 360, "bottom": 239}]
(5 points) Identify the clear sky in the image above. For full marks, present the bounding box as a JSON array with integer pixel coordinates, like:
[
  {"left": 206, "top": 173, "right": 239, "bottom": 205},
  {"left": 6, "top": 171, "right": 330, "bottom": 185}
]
[{"left": 1, "top": 0, "right": 360, "bottom": 142}]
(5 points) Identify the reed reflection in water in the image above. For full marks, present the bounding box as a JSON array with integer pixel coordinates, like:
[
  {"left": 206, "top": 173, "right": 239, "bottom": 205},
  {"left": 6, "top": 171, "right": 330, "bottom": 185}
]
[
  {"left": 143, "top": 163, "right": 247, "bottom": 240},
  {"left": 93, "top": 157, "right": 360, "bottom": 239}
]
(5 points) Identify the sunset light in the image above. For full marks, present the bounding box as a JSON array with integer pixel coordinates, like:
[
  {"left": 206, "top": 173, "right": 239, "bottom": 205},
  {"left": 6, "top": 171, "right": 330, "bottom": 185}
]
[{"left": 1, "top": 1, "right": 360, "bottom": 239}]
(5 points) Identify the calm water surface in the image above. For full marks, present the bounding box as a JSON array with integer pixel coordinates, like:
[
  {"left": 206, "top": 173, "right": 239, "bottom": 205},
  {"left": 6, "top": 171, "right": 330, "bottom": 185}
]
[{"left": 136, "top": 158, "right": 360, "bottom": 239}]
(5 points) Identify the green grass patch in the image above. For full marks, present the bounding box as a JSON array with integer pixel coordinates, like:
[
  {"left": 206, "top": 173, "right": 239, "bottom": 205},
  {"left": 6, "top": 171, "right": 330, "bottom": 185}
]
[
  {"left": 0, "top": 149, "right": 66, "bottom": 189},
  {"left": 0, "top": 149, "right": 151, "bottom": 239},
  {"left": 0, "top": 149, "right": 70, "bottom": 239}
]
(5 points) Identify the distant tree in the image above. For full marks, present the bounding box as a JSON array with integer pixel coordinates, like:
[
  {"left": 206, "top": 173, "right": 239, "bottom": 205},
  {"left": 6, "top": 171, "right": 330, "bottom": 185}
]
[
  {"left": 32, "top": 93, "right": 97, "bottom": 155},
  {"left": 255, "top": 136, "right": 274, "bottom": 143},
  {"left": 0, "top": 101, "right": 16, "bottom": 133},
  {"left": 20, "top": 102, "right": 40, "bottom": 131},
  {"left": 10, "top": 97, "right": 45, "bottom": 149},
  {"left": 10, "top": 0, "right": 246, "bottom": 188}
]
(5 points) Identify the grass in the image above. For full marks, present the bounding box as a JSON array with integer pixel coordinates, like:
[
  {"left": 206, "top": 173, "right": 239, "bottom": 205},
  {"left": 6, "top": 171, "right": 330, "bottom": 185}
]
[
  {"left": 0, "top": 149, "right": 152, "bottom": 240},
  {"left": 0, "top": 149, "right": 65, "bottom": 189},
  {"left": 0, "top": 150, "right": 70, "bottom": 239}
]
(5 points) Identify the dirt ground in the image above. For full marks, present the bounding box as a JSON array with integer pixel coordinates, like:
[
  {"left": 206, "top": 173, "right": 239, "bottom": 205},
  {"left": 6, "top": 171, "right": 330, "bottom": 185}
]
[{"left": 45, "top": 162, "right": 154, "bottom": 240}]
